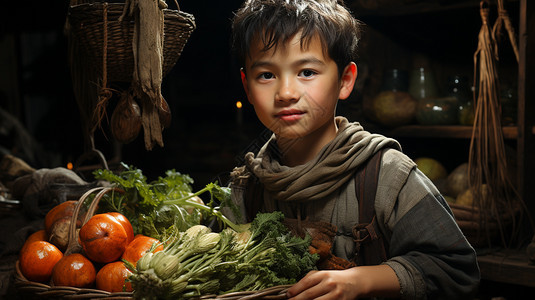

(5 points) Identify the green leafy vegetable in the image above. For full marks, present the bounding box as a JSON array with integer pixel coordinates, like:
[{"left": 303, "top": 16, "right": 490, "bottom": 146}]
[
  {"left": 93, "top": 163, "right": 238, "bottom": 238},
  {"left": 94, "top": 164, "right": 318, "bottom": 298},
  {"left": 127, "top": 216, "right": 318, "bottom": 299},
  {"left": 223, "top": 212, "right": 318, "bottom": 292}
]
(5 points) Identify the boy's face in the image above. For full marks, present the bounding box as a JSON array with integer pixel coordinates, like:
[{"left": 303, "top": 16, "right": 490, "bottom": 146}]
[{"left": 241, "top": 32, "right": 356, "bottom": 141}]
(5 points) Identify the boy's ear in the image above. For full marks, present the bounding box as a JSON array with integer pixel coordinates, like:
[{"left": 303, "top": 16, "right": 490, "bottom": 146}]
[
  {"left": 338, "top": 62, "right": 357, "bottom": 100},
  {"left": 240, "top": 68, "right": 249, "bottom": 95}
]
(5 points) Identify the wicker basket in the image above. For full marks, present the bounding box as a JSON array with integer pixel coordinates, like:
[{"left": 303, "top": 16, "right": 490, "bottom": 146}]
[
  {"left": 67, "top": 1, "right": 196, "bottom": 83},
  {"left": 13, "top": 187, "right": 293, "bottom": 299},
  {"left": 14, "top": 260, "right": 133, "bottom": 299},
  {"left": 449, "top": 202, "right": 513, "bottom": 248},
  {"left": 15, "top": 261, "right": 291, "bottom": 299},
  {"left": 14, "top": 187, "right": 134, "bottom": 299}
]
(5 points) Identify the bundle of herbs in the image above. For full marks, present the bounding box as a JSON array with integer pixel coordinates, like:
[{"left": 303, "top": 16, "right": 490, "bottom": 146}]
[
  {"left": 93, "top": 163, "right": 240, "bottom": 239},
  {"left": 126, "top": 213, "right": 317, "bottom": 299},
  {"left": 92, "top": 164, "right": 318, "bottom": 298}
]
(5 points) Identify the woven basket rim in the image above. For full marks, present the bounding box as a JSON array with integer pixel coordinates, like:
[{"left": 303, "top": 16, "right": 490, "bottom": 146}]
[
  {"left": 68, "top": 2, "right": 197, "bottom": 19},
  {"left": 15, "top": 259, "right": 292, "bottom": 299},
  {"left": 15, "top": 260, "right": 134, "bottom": 298}
]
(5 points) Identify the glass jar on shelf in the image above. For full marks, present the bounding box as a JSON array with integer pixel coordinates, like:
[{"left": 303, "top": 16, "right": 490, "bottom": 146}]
[
  {"left": 371, "top": 69, "right": 417, "bottom": 128},
  {"left": 409, "top": 67, "right": 439, "bottom": 101},
  {"left": 446, "top": 75, "right": 474, "bottom": 126},
  {"left": 415, "top": 96, "right": 459, "bottom": 125},
  {"left": 410, "top": 67, "right": 460, "bottom": 126},
  {"left": 500, "top": 83, "right": 517, "bottom": 126}
]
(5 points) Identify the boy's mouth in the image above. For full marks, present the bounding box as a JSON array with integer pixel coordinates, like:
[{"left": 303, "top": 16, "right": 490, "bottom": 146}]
[{"left": 276, "top": 109, "right": 305, "bottom": 122}]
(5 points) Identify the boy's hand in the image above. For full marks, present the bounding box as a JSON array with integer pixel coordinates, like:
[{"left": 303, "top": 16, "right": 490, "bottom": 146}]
[
  {"left": 286, "top": 269, "right": 361, "bottom": 300},
  {"left": 287, "top": 265, "right": 400, "bottom": 300}
]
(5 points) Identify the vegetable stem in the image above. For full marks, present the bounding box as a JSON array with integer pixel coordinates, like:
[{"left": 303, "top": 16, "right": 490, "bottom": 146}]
[{"left": 164, "top": 196, "right": 241, "bottom": 232}]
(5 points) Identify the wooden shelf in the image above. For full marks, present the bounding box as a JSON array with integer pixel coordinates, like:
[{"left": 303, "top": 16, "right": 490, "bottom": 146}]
[
  {"left": 387, "top": 125, "right": 519, "bottom": 139},
  {"left": 349, "top": 0, "right": 535, "bottom": 291},
  {"left": 348, "top": 0, "right": 482, "bottom": 17},
  {"left": 477, "top": 248, "right": 535, "bottom": 288}
]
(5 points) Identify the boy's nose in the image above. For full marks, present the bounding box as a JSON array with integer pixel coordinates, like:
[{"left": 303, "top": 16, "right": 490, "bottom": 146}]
[{"left": 275, "top": 79, "right": 300, "bottom": 103}]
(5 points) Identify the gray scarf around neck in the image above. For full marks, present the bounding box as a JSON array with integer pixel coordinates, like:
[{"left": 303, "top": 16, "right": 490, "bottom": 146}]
[{"left": 244, "top": 117, "right": 401, "bottom": 203}]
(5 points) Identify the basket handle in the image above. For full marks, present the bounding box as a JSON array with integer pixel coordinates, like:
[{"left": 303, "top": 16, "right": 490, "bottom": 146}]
[
  {"left": 82, "top": 187, "right": 125, "bottom": 224},
  {"left": 63, "top": 186, "right": 125, "bottom": 256}
]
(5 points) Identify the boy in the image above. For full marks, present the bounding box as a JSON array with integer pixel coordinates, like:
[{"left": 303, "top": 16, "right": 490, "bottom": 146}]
[{"left": 227, "top": 0, "right": 480, "bottom": 299}]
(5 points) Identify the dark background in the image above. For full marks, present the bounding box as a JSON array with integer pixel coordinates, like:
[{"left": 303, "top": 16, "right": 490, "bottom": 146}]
[
  {"left": 1, "top": 1, "right": 534, "bottom": 299},
  {"left": 0, "top": 0, "right": 264, "bottom": 189},
  {"left": 0, "top": 0, "right": 520, "bottom": 189}
]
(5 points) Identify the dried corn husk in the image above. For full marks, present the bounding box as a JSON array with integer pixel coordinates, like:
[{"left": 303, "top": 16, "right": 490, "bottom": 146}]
[{"left": 122, "top": 0, "right": 169, "bottom": 150}]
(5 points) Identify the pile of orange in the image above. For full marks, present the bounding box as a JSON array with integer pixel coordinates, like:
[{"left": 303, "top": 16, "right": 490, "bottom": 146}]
[{"left": 18, "top": 202, "right": 163, "bottom": 293}]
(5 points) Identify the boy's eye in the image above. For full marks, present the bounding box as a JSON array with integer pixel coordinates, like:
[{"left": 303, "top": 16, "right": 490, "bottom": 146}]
[
  {"left": 299, "top": 69, "right": 317, "bottom": 78},
  {"left": 259, "top": 72, "right": 274, "bottom": 80}
]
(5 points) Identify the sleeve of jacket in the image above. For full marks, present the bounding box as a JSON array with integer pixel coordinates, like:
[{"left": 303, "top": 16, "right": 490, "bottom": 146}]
[{"left": 376, "top": 150, "right": 480, "bottom": 300}]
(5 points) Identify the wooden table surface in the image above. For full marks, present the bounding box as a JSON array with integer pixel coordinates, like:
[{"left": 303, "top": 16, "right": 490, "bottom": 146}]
[{"left": 477, "top": 248, "right": 535, "bottom": 287}]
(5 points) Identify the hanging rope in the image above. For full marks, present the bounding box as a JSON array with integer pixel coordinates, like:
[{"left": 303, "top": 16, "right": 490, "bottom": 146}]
[
  {"left": 492, "top": 0, "right": 519, "bottom": 63},
  {"left": 469, "top": 0, "right": 524, "bottom": 248},
  {"left": 93, "top": 2, "right": 114, "bottom": 133},
  {"left": 66, "top": 0, "right": 110, "bottom": 170}
]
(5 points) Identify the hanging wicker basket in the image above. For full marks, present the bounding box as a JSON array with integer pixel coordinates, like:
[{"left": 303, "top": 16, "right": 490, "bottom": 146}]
[{"left": 67, "top": 1, "right": 196, "bottom": 83}]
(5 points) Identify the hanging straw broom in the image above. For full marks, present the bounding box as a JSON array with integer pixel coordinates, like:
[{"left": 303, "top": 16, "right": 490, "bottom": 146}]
[{"left": 469, "top": 0, "right": 529, "bottom": 248}]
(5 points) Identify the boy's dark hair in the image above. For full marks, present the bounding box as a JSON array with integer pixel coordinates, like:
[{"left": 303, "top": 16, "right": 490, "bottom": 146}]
[{"left": 231, "top": 0, "right": 362, "bottom": 77}]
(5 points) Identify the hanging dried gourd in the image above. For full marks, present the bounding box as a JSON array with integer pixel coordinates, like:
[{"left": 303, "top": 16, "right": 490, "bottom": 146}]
[
  {"left": 469, "top": 0, "right": 527, "bottom": 247},
  {"left": 111, "top": 88, "right": 142, "bottom": 144}
]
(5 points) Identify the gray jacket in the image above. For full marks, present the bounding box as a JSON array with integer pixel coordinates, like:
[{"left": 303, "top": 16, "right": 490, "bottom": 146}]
[{"left": 228, "top": 148, "right": 480, "bottom": 299}]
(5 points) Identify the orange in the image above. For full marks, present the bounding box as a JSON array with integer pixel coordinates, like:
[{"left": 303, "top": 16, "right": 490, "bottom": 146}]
[
  {"left": 122, "top": 235, "right": 163, "bottom": 267},
  {"left": 21, "top": 230, "right": 48, "bottom": 252},
  {"left": 52, "top": 253, "right": 96, "bottom": 288},
  {"left": 19, "top": 241, "right": 63, "bottom": 283},
  {"left": 106, "top": 212, "right": 135, "bottom": 245},
  {"left": 79, "top": 213, "right": 129, "bottom": 263},
  {"left": 96, "top": 261, "right": 133, "bottom": 292},
  {"left": 44, "top": 201, "right": 77, "bottom": 235}
]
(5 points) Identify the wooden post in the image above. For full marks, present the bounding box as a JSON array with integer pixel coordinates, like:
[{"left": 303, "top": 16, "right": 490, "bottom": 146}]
[{"left": 517, "top": 0, "right": 535, "bottom": 217}]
